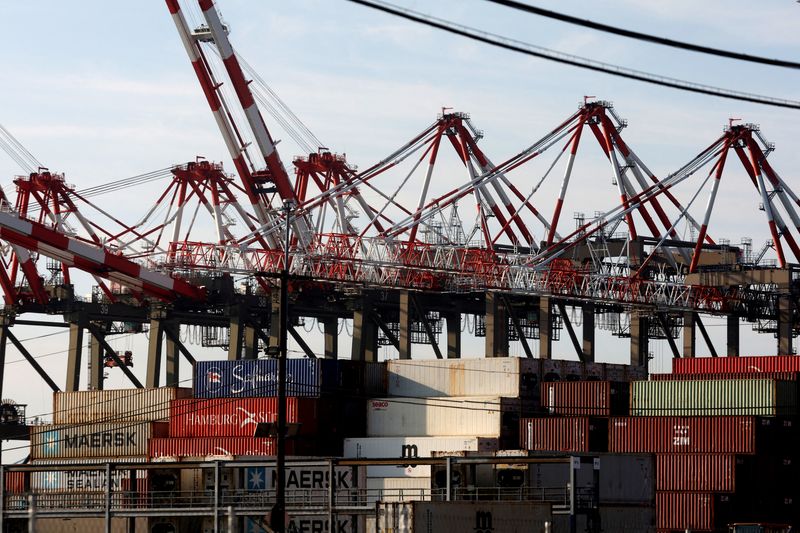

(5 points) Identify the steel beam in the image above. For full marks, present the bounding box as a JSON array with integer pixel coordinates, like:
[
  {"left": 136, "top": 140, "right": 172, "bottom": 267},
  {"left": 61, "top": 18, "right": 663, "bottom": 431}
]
[
  {"left": 778, "top": 295, "right": 794, "bottom": 355},
  {"left": 682, "top": 312, "right": 696, "bottom": 358},
  {"left": 502, "top": 295, "right": 532, "bottom": 358},
  {"left": 557, "top": 302, "right": 584, "bottom": 362},
  {"left": 6, "top": 330, "right": 59, "bottom": 392},
  {"left": 87, "top": 325, "right": 143, "bottom": 388},
  {"left": 372, "top": 314, "right": 399, "bottom": 351},
  {"left": 88, "top": 327, "right": 105, "bottom": 391},
  {"left": 695, "top": 314, "right": 718, "bottom": 358},
  {"left": 288, "top": 326, "right": 317, "bottom": 359},
  {"left": 410, "top": 293, "right": 443, "bottom": 360},
  {"left": 658, "top": 314, "right": 681, "bottom": 359}
]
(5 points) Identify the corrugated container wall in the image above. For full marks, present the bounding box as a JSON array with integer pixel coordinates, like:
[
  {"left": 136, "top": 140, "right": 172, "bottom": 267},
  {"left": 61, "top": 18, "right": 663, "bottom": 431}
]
[
  {"left": 31, "top": 422, "right": 167, "bottom": 460},
  {"left": 343, "top": 436, "right": 499, "bottom": 478},
  {"left": 630, "top": 379, "right": 797, "bottom": 416},
  {"left": 366, "top": 397, "right": 525, "bottom": 446},
  {"left": 520, "top": 417, "right": 607, "bottom": 452},
  {"left": 656, "top": 454, "right": 736, "bottom": 492},
  {"left": 541, "top": 381, "right": 629, "bottom": 416},
  {"left": 386, "top": 358, "right": 539, "bottom": 398},
  {"left": 168, "top": 397, "right": 319, "bottom": 437},
  {"left": 608, "top": 416, "right": 790, "bottom": 454},
  {"left": 194, "top": 359, "right": 383, "bottom": 398},
  {"left": 673, "top": 355, "right": 800, "bottom": 374},
  {"left": 656, "top": 492, "right": 739, "bottom": 532},
  {"left": 650, "top": 371, "right": 799, "bottom": 382},
  {"left": 30, "top": 458, "right": 148, "bottom": 493},
  {"left": 53, "top": 388, "right": 191, "bottom": 424},
  {"left": 148, "top": 437, "right": 279, "bottom": 458}
]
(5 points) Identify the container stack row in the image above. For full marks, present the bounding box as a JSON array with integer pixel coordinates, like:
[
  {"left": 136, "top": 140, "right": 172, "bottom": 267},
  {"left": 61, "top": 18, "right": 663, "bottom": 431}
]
[
  {"left": 345, "top": 357, "right": 644, "bottom": 500},
  {"left": 521, "top": 355, "right": 800, "bottom": 531}
]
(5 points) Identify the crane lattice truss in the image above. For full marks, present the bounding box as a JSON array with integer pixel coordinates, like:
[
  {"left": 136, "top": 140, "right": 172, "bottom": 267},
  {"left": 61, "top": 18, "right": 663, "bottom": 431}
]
[{"left": 0, "top": 0, "right": 796, "bottom": 322}]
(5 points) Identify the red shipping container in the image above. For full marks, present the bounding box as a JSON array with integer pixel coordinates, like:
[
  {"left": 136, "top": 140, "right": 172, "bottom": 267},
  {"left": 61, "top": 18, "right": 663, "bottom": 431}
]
[
  {"left": 656, "top": 492, "right": 739, "bottom": 531},
  {"left": 541, "top": 381, "right": 629, "bottom": 416},
  {"left": 169, "top": 397, "right": 319, "bottom": 437},
  {"left": 4, "top": 471, "right": 24, "bottom": 494},
  {"left": 656, "top": 454, "right": 736, "bottom": 492},
  {"left": 149, "top": 437, "right": 281, "bottom": 458},
  {"left": 651, "top": 371, "right": 799, "bottom": 381},
  {"left": 520, "top": 417, "right": 607, "bottom": 452},
  {"left": 673, "top": 355, "right": 800, "bottom": 375},
  {"left": 609, "top": 416, "right": 782, "bottom": 454}
]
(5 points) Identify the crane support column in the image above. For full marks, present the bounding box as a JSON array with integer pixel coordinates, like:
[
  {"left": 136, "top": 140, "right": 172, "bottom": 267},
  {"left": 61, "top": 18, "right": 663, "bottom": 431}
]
[
  {"left": 165, "top": 324, "right": 180, "bottom": 386},
  {"left": 445, "top": 311, "right": 461, "bottom": 359},
  {"left": 66, "top": 322, "right": 84, "bottom": 391},
  {"left": 243, "top": 325, "right": 259, "bottom": 360},
  {"left": 323, "top": 318, "right": 338, "bottom": 360},
  {"left": 399, "top": 291, "right": 412, "bottom": 360},
  {"left": 485, "top": 292, "right": 508, "bottom": 357},
  {"left": 88, "top": 326, "right": 106, "bottom": 391},
  {"left": 682, "top": 312, "right": 696, "bottom": 358},
  {"left": 228, "top": 311, "right": 244, "bottom": 361},
  {"left": 352, "top": 293, "right": 378, "bottom": 362},
  {"left": 539, "top": 296, "right": 552, "bottom": 359},
  {"left": 582, "top": 304, "right": 595, "bottom": 363},
  {"left": 778, "top": 295, "right": 794, "bottom": 355},
  {"left": 727, "top": 316, "right": 740, "bottom": 357},
  {"left": 630, "top": 312, "right": 649, "bottom": 367},
  {"left": 147, "top": 319, "right": 165, "bottom": 388}
]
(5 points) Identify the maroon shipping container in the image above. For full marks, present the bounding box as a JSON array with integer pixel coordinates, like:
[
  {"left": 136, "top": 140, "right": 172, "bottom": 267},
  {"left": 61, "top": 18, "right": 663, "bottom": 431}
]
[
  {"left": 673, "top": 355, "right": 800, "bottom": 375},
  {"left": 169, "top": 397, "right": 319, "bottom": 437},
  {"left": 609, "top": 416, "right": 789, "bottom": 454},
  {"left": 541, "top": 381, "right": 629, "bottom": 416},
  {"left": 656, "top": 492, "right": 739, "bottom": 532},
  {"left": 651, "top": 371, "right": 799, "bottom": 381},
  {"left": 520, "top": 417, "right": 607, "bottom": 452},
  {"left": 149, "top": 437, "right": 282, "bottom": 458},
  {"left": 4, "top": 471, "right": 24, "bottom": 494},
  {"left": 656, "top": 454, "right": 736, "bottom": 492}
]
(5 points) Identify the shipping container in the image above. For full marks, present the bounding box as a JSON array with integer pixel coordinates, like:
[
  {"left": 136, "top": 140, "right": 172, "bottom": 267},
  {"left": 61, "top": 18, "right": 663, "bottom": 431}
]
[
  {"left": 243, "top": 515, "right": 360, "bottom": 533},
  {"left": 366, "top": 397, "right": 526, "bottom": 447},
  {"left": 168, "top": 397, "right": 320, "bottom": 437},
  {"left": 148, "top": 437, "right": 280, "bottom": 458},
  {"left": 386, "top": 358, "right": 540, "bottom": 398},
  {"left": 18, "top": 518, "right": 149, "bottom": 533},
  {"left": 30, "top": 422, "right": 168, "bottom": 459},
  {"left": 343, "top": 436, "right": 499, "bottom": 478},
  {"left": 651, "top": 371, "right": 799, "bottom": 382},
  {"left": 630, "top": 379, "right": 797, "bottom": 416},
  {"left": 541, "top": 381, "right": 629, "bottom": 416},
  {"left": 656, "top": 492, "right": 742, "bottom": 532},
  {"left": 673, "top": 355, "right": 800, "bottom": 375},
  {"left": 29, "top": 458, "right": 148, "bottom": 493},
  {"left": 194, "top": 359, "right": 382, "bottom": 398},
  {"left": 375, "top": 501, "right": 552, "bottom": 533},
  {"left": 656, "top": 454, "right": 736, "bottom": 492},
  {"left": 609, "top": 416, "right": 792, "bottom": 454},
  {"left": 551, "top": 505, "right": 655, "bottom": 533},
  {"left": 526, "top": 454, "right": 654, "bottom": 505},
  {"left": 53, "top": 387, "right": 191, "bottom": 424},
  {"left": 520, "top": 417, "right": 608, "bottom": 452},
  {"left": 366, "top": 477, "right": 433, "bottom": 502}
]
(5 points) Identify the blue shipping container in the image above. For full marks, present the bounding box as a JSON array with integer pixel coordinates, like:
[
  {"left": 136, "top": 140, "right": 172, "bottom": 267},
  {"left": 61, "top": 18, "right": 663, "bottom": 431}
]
[{"left": 194, "top": 359, "right": 385, "bottom": 398}]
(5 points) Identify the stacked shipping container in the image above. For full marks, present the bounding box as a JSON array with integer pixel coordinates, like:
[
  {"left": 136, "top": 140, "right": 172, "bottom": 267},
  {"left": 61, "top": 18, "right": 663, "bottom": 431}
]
[{"left": 642, "top": 356, "right": 800, "bottom": 531}]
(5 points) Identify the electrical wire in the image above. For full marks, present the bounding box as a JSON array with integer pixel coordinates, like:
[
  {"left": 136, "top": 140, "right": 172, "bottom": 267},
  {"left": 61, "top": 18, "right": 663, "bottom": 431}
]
[
  {"left": 483, "top": 0, "right": 800, "bottom": 70},
  {"left": 344, "top": 0, "right": 800, "bottom": 110}
]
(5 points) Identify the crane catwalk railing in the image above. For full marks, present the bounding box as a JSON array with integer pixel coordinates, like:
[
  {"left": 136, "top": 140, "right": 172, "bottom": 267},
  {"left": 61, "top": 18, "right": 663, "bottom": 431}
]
[{"left": 159, "top": 237, "right": 747, "bottom": 313}]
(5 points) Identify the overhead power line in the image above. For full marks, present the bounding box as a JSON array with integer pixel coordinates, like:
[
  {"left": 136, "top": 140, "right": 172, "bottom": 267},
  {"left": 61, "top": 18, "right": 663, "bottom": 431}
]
[
  {"left": 484, "top": 0, "right": 800, "bottom": 70},
  {"left": 345, "top": 0, "right": 800, "bottom": 110}
]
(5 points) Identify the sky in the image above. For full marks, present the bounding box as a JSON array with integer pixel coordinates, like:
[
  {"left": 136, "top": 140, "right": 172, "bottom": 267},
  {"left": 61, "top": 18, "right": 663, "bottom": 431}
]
[{"left": 0, "top": 0, "right": 798, "bottom": 460}]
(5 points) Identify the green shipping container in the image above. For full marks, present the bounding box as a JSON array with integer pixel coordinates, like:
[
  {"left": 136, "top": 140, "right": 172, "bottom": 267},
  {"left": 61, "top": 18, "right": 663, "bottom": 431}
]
[{"left": 630, "top": 379, "right": 797, "bottom": 417}]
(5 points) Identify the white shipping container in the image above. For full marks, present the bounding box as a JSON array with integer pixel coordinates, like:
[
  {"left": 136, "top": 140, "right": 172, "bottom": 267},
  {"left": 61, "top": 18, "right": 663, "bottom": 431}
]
[
  {"left": 376, "top": 501, "right": 552, "bottom": 533},
  {"left": 343, "top": 436, "right": 498, "bottom": 478},
  {"left": 53, "top": 388, "right": 191, "bottom": 424},
  {"left": 366, "top": 477, "right": 432, "bottom": 502},
  {"left": 366, "top": 396, "right": 521, "bottom": 438},
  {"left": 31, "top": 422, "right": 168, "bottom": 459},
  {"left": 30, "top": 458, "right": 147, "bottom": 492},
  {"left": 387, "top": 358, "right": 539, "bottom": 397}
]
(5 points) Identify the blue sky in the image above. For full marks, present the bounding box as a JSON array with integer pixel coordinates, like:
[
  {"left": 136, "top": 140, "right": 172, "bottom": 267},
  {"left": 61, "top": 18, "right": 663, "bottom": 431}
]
[{"left": 0, "top": 1, "right": 798, "bottom": 459}]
